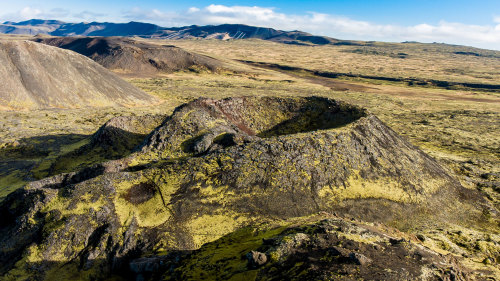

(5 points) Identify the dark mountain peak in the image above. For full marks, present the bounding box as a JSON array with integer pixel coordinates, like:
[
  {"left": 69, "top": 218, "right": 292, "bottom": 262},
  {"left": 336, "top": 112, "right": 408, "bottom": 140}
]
[
  {"left": 0, "top": 19, "right": 343, "bottom": 45},
  {"left": 127, "top": 21, "right": 158, "bottom": 26},
  {"left": 12, "top": 19, "right": 65, "bottom": 26}
]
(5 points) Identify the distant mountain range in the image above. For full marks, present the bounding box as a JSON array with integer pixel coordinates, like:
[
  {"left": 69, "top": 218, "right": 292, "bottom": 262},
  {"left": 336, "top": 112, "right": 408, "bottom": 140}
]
[{"left": 0, "top": 19, "right": 364, "bottom": 46}]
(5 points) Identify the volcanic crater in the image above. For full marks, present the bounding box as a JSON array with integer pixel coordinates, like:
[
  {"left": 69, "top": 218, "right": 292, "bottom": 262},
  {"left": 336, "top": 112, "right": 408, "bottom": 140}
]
[{"left": 0, "top": 96, "right": 478, "bottom": 280}]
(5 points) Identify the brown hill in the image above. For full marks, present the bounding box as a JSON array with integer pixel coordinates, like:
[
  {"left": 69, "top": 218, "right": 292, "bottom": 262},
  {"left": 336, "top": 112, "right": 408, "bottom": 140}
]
[
  {"left": 35, "top": 37, "right": 223, "bottom": 75},
  {"left": 0, "top": 40, "right": 159, "bottom": 110}
]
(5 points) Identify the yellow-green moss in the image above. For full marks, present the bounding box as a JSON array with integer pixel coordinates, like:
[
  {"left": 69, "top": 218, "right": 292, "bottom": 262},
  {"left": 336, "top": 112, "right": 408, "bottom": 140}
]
[
  {"left": 0, "top": 171, "right": 26, "bottom": 200},
  {"left": 186, "top": 214, "right": 249, "bottom": 248},
  {"left": 318, "top": 171, "right": 445, "bottom": 204},
  {"left": 113, "top": 171, "right": 180, "bottom": 227},
  {"left": 167, "top": 225, "right": 288, "bottom": 281}
]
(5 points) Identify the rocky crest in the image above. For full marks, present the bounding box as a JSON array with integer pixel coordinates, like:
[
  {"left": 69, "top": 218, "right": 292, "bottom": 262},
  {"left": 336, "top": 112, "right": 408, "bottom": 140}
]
[
  {"left": 0, "top": 96, "right": 479, "bottom": 280},
  {"left": 47, "top": 114, "right": 166, "bottom": 176}
]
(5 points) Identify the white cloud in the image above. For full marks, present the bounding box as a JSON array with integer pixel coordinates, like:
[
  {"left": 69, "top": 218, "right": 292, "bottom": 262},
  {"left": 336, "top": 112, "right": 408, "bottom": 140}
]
[
  {"left": 123, "top": 7, "right": 182, "bottom": 26},
  {"left": 73, "top": 10, "right": 107, "bottom": 21},
  {"left": 1, "top": 7, "right": 70, "bottom": 22},
  {"left": 19, "top": 7, "right": 42, "bottom": 19},
  {"left": 1, "top": 4, "right": 499, "bottom": 50},
  {"left": 124, "top": 5, "right": 500, "bottom": 50}
]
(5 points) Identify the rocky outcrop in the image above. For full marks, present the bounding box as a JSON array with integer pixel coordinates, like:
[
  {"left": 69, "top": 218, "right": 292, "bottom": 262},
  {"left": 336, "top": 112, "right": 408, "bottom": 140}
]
[
  {"left": 48, "top": 114, "right": 166, "bottom": 176},
  {"left": 35, "top": 37, "right": 223, "bottom": 75},
  {"left": 166, "top": 218, "right": 475, "bottom": 280},
  {"left": 0, "top": 40, "right": 159, "bottom": 110},
  {"left": 90, "top": 115, "right": 166, "bottom": 151},
  {"left": 0, "top": 96, "right": 479, "bottom": 280}
]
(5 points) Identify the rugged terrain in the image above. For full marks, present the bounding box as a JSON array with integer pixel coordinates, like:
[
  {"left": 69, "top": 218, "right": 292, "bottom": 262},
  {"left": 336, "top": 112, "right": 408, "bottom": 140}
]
[
  {"left": 0, "top": 96, "right": 494, "bottom": 280},
  {"left": 0, "top": 40, "right": 159, "bottom": 110},
  {"left": 35, "top": 37, "right": 223, "bottom": 75},
  {"left": 165, "top": 217, "right": 476, "bottom": 280},
  {"left": 0, "top": 32, "right": 498, "bottom": 280}
]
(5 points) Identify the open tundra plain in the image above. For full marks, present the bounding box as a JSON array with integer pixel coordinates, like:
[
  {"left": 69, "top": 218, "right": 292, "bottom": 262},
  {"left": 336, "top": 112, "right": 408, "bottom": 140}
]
[{"left": 0, "top": 33, "right": 499, "bottom": 280}]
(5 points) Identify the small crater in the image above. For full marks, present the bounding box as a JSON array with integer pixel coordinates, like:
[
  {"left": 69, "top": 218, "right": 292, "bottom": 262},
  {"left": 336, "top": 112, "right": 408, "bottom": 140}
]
[
  {"left": 123, "top": 182, "right": 156, "bottom": 204},
  {"left": 204, "top": 96, "right": 367, "bottom": 138},
  {"left": 254, "top": 97, "right": 367, "bottom": 138},
  {"left": 144, "top": 96, "right": 369, "bottom": 153}
]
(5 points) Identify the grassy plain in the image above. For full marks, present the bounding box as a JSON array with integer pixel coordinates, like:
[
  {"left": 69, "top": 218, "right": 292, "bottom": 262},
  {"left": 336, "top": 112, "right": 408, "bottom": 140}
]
[{"left": 160, "top": 38, "right": 500, "bottom": 85}]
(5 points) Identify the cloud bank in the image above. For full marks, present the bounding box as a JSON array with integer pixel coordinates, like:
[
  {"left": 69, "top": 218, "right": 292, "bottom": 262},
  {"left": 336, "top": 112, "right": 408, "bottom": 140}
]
[
  {"left": 124, "top": 4, "right": 500, "bottom": 50},
  {"left": 1, "top": 7, "right": 70, "bottom": 21},
  {"left": 2, "top": 4, "right": 499, "bottom": 50}
]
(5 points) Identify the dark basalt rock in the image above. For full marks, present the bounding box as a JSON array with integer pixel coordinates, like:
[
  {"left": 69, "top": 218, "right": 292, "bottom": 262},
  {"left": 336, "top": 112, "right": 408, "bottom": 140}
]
[
  {"left": 166, "top": 218, "right": 473, "bottom": 280},
  {"left": 0, "top": 96, "right": 480, "bottom": 280},
  {"left": 349, "top": 252, "right": 372, "bottom": 265}
]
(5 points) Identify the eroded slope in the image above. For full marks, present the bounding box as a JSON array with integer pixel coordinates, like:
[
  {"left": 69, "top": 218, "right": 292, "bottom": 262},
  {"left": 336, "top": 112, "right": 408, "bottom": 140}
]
[
  {"left": 35, "top": 37, "right": 223, "bottom": 76},
  {"left": 165, "top": 217, "right": 479, "bottom": 280},
  {"left": 0, "top": 40, "right": 159, "bottom": 110}
]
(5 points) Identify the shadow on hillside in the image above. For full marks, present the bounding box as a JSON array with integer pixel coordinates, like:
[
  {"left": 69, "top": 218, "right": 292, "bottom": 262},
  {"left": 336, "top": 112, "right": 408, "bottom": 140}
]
[
  {"left": 258, "top": 97, "right": 366, "bottom": 138},
  {"left": 47, "top": 128, "right": 149, "bottom": 176},
  {"left": 0, "top": 134, "right": 88, "bottom": 160},
  {"left": 0, "top": 134, "right": 89, "bottom": 199},
  {"left": 0, "top": 129, "right": 148, "bottom": 198},
  {"left": 0, "top": 249, "right": 189, "bottom": 281},
  {"left": 0, "top": 134, "right": 89, "bottom": 177}
]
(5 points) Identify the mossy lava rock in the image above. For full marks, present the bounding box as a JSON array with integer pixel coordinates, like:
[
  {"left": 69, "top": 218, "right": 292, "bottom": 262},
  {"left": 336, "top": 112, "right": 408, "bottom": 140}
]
[{"left": 0, "top": 96, "right": 471, "bottom": 280}]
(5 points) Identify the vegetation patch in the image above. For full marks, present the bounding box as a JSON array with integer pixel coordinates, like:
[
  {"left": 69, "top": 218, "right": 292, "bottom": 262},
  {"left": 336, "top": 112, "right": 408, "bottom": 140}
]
[{"left": 123, "top": 182, "right": 157, "bottom": 205}]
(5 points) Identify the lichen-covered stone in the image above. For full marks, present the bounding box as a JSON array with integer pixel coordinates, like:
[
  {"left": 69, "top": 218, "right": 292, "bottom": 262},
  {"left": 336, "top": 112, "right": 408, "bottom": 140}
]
[
  {"left": 0, "top": 96, "right": 479, "bottom": 280},
  {"left": 165, "top": 218, "right": 475, "bottom": 281},
  {"left": 247, "top": 251, "right": 268, "bottom": 268}
]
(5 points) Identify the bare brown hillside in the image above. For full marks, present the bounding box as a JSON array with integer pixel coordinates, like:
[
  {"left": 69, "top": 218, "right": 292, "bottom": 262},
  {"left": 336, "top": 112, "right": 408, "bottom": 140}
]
[
  {"left": 35, "top": 37, "right": 223, "bottom": 76},
  {"left": 0, "top": 40, "right": 159, "bottom": 110}
]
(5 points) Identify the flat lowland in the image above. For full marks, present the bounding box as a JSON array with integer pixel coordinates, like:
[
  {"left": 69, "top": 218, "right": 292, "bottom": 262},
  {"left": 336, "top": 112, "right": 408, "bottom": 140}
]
[{"left": 165, "top": 38, "right": 500, "bottom": 85}]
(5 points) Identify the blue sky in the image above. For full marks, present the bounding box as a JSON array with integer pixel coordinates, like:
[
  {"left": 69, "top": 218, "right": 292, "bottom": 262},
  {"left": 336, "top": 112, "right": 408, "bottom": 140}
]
[{"left": 1, "top": 0, "right": 499, "bottom": 49}]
